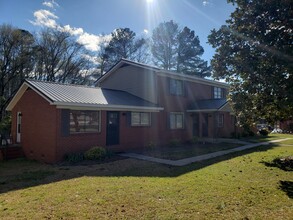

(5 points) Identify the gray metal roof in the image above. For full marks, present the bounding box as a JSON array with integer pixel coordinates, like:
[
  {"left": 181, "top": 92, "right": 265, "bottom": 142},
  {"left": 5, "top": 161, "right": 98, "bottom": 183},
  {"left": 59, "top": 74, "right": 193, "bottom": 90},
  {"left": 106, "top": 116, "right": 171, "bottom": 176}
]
[
  {"left": 25, "top": 79, "right": 160, "bottom": 109},
  {"left": 189, "top": 99, "right": 228, "bottom": 111}
]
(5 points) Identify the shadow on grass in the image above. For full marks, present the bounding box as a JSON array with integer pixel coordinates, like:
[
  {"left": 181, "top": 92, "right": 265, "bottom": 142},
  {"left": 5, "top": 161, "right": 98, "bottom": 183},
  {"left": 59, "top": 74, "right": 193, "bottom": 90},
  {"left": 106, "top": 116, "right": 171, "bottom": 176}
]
[
  {"left": 0, "top": 143, "right": 281, "bottom": 194},
  {"left": 279, "top": 181, "right": 293, "bottom": 199}
]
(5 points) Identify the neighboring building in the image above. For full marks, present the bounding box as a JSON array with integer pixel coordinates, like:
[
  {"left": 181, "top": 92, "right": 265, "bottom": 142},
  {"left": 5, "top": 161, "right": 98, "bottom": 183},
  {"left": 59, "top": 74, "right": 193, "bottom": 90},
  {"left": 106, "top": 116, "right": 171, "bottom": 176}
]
[{"left": 6, "top": 59, "right": 236, "bottom": 163}]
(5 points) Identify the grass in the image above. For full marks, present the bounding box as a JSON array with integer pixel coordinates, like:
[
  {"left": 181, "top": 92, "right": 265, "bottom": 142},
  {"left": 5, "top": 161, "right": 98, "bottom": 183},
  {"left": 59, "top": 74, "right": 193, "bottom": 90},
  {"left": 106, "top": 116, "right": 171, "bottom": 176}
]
[
  {"left": 133, "top": 142, "right": 242, "bottom": 160},
  {"left": 243, "top": 133, "right": 292, "bottom": 143},
  {"left": 0, "top": 134, "right": 292, "bottom": 219}
]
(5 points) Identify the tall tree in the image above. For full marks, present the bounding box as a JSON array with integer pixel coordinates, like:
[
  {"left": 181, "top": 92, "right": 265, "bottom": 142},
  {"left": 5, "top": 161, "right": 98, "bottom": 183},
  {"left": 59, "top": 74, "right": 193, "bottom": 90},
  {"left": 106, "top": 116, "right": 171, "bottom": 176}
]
[
  {"left": 208, "top": 0, "right": 293, "bottom": 126},
  {"left": 33, "top": 28, "right": 91, "bottom": 84},
  {"left": 151, "top": 20, "right": 179, "bottom": 70},
  {"left": 177, "top": 27, "right": 211, "bottom": 77},
  {"left": 151, "top": 20, "right": 211, "bottom": 77},
  {"left": 0, "top": 24, "right": 35, "bottom": 120},
  {"left": 102, "top": 28, "right": 149, "bottom": 70}
]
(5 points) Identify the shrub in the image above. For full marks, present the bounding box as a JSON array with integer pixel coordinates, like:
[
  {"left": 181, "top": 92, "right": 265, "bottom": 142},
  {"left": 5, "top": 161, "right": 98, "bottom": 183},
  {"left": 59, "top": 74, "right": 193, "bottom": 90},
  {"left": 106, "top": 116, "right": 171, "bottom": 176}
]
[
  {"left": 84, "top": 147, "right": 107, "bottom": 160},
  {"left": 169, "top": 139, "right": 181, "bottom": 147},
  {"left": 64, "top": 152, "right": 84, "bottom": 163},
  {"left": 259, "top": 128, "right": 269, "bottom": 136}
]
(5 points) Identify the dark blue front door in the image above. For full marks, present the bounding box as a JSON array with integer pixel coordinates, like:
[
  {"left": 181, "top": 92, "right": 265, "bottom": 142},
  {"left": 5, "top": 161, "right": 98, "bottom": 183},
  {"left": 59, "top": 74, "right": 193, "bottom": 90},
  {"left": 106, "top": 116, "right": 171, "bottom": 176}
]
[{"left": 106, "top": 112, "right": 120, "bottom": 146}]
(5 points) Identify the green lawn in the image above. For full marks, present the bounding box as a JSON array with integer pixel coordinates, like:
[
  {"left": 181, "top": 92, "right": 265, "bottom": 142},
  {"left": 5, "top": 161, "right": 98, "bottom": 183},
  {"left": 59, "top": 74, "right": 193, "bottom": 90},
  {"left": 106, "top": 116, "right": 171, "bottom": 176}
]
[{"left": 0, "top": 134, "right": 292, "bottom": 219}]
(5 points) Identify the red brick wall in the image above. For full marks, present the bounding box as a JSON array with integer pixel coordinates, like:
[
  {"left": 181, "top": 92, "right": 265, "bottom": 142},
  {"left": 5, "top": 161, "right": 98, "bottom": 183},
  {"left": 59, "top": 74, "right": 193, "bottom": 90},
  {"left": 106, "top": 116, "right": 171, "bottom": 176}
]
[{"left": 11, "top": 89, "right": 57, "bottom": 163}]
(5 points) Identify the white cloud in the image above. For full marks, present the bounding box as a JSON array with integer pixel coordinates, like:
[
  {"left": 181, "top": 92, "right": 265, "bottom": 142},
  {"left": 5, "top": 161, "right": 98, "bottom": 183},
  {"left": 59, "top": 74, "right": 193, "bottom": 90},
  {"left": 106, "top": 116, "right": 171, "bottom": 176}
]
[
  {"left": 61, "top": 25, "right": 84, "bottom": 36},
  {"left": 31, "top": 0, "right": 112, "bottom": 52},
  {"left": 43, "top": 0, "right": 59, "bottom": 9},
  {"left": 77, "top": 33, "right": 111, "bottom": 52},
  {"left": 202, "top": 0, "right": 214, "bottom": 7},
  {"left": 43, "top": 2, "right": 53, "bottom": 8},
  {"left": 30, "top": 9, "right": 58, "bottom": 28}
]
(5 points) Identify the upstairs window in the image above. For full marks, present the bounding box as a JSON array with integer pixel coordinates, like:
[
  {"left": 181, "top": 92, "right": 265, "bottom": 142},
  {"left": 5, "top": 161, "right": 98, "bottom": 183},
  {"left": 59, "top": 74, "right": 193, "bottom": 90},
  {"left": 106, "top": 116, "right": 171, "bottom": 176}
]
[
  {"left": 214, "top": 87, "right": 225, "bottom": 99},
  {"left": 170, "top": 78, "right": 184, "bottom": 96},
  {"left": 131, "top": 112, "right": 151, "bottom": 126}
]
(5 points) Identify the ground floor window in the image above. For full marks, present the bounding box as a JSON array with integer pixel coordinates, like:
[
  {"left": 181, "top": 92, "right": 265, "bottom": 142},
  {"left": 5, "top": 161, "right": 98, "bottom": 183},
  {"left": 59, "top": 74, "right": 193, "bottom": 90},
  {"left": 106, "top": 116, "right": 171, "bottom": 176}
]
[
  {"left": 170, "top": 112, "right": 184, "bottom": 129},
  {"left": 131, "top": 112, "right": 151, "bottom": 126},
  {"left": 70, "top": 110, "right": 100, "bottom": 133},
  {"left": 217, "top": 113, "right": 224, "bottom": 127}
]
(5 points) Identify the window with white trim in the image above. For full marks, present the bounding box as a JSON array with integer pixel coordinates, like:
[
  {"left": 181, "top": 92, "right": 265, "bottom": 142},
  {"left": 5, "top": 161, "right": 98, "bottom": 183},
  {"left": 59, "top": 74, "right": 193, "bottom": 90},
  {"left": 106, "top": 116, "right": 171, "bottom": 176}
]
[
  {"left": 131, "top": 112, "right": 151, "bottom": 126},
  {"left": 70, "top": 110, "right": 100, "bottom": 133},
  {"left": 217, "top": 114, "right": 224, "bottom": 127},
  {"left": 214, "top": 87, "right": 224, "bottom": 99},
  {"left": 170, "top": 112, "right": 184, "bottom": 129},
  {"left": 170, "top": 78, "right": 184, "bottom": 96}
]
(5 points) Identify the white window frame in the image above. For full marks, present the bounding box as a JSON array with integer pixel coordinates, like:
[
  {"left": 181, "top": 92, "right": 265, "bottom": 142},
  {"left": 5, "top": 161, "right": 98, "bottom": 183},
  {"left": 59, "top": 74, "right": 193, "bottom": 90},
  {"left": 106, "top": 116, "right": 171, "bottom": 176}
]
[
  {"left": 131, "top": 112, "right": 151, "bottom": 126},
  {"left": 170, "top": 112, "right": 185, "bottom": 129}
]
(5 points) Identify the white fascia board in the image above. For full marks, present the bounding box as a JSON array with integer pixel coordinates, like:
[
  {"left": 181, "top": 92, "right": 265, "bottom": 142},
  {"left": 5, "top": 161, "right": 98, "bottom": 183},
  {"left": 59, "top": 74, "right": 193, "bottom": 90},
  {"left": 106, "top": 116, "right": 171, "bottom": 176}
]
[
  {"left": 6, "top": 82, "right": 53, "bottom": 111},
  {"left": 186, "top": 109, "right": 218, "bottom": 113},
  {"left": 157, "top": 71, "right": 229, "bottom": 88},
  {"left": 218, "top": 102, "right": 233, "bottom": 112},
  {"left": 54, "top": 102, "right": 164, "bottom": 112}
]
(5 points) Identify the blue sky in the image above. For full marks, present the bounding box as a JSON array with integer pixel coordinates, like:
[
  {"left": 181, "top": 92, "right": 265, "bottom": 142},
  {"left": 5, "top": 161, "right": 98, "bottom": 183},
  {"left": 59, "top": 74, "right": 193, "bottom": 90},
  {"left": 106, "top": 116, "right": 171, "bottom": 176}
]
[{"left": 0, "top": 0, "right": 235, "bottom": 62}]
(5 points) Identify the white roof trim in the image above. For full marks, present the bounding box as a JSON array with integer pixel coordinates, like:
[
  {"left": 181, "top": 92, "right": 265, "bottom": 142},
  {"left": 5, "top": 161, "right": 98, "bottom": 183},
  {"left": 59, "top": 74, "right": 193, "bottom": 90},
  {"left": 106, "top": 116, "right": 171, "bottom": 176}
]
[
  {"left": 157, "top": 71, "right": 229, "bottom": 88},
  {"left": 186, "top": 109, "right": 218, "bottom": 113},
  {"left": 218, "top": 102, "right": 231, "bottom": 111},
  {"left": 6, "top": 82, "right": 53, "bottom": 111},
  {"left": 55, "top": 102, "right": 164, "bottom": 112}
]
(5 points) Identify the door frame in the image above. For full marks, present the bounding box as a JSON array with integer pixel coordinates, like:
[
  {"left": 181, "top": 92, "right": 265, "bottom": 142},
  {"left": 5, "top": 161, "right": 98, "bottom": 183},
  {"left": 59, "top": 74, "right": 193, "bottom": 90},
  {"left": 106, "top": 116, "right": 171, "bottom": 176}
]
[{"left": 16, "top": 112, "right": 22, "bottom": 143}]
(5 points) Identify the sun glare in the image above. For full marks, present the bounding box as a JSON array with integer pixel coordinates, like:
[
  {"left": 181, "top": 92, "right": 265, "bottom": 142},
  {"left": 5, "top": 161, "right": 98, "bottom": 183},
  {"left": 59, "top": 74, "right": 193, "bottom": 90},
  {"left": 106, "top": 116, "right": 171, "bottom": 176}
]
[{"left": 146, "top": 0, "right": 154, "bottom": 4}]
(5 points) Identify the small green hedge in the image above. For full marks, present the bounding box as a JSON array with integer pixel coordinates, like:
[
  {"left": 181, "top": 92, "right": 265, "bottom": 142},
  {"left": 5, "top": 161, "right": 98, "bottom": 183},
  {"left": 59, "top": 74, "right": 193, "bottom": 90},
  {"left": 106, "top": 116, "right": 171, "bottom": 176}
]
[
  {"left": 84, "top": 147, "right": 107, "bottom": 160},
  {"left": 65, "top": 146, "right": 112, "bottom": 163}
]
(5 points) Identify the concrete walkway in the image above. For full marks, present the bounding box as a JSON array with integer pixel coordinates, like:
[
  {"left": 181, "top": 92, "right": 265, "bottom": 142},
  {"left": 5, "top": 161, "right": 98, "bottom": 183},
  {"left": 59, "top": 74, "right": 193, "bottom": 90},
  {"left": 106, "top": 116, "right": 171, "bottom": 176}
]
[{"left": 120, "top": 138, "right": 291, "bottom": 166}]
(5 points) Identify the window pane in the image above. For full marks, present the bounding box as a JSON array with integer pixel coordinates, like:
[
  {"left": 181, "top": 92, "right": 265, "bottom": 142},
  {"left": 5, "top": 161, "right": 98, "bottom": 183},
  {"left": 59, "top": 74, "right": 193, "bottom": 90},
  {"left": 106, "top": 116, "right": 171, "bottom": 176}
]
[
  {"left": 170, "top": 114, "right": 176, "bottom": 129},
  {"left": 141, "top": 113, "right": 150, "bottom": 125},
  {"left": 70, "top": 110, "right": 100, "bottom": 133},
  {"left": 176, "top": 80, "right": 183, "bottom": 95},
  {"left": 214, "top": 87, "right": 224, "bottom": 99},
  {"left": 170, "top": 78, "right": 183, "bottom": 95},
  {"left": 170, "top": 79, "right": 177, "bottom": 94},
  {"left": 176, "top": 114, "right": 183, "bottom": 128},
  {"left": 131, "top": 112, "right": 140, "bottom": 126},
  {"left": 131, "top": 112, "right": 150, "bottom": 126},
  {"left": 170, "top": 113, "right": 184, "bottom": 129}
]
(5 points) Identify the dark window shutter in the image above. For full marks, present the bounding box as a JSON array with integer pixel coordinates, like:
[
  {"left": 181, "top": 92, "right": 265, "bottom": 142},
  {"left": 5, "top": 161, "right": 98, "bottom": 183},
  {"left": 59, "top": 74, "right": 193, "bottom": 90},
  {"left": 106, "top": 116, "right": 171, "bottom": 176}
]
[
  {"left": 61, "top": 109, "right": 70, "bottom": 137},
  {"left": 126, "top": 112, "right": 132, "bottom": 127}
]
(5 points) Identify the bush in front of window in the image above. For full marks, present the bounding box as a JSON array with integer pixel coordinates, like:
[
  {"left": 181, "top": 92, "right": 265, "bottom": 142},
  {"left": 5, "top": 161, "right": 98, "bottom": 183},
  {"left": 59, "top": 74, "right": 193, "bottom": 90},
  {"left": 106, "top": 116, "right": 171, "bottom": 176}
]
[
  {"left": 84, "top": 146, "right": 108, "bottom": 160},
  {"left": 64, "top": 152, "right": 84, "bottom": 163}
]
